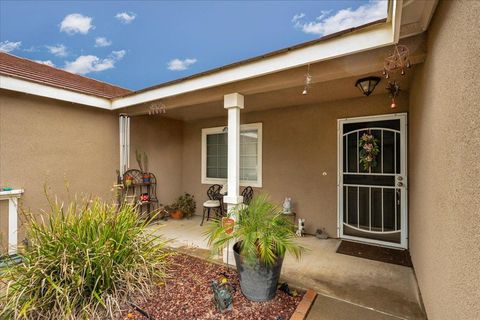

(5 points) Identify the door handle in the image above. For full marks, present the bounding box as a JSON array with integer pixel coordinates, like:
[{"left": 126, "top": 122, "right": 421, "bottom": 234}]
[{"left": 397, "top": 182, "right": 404, "bottom": 187}]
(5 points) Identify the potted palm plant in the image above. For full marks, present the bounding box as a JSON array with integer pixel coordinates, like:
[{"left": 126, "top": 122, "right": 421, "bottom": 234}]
[
  {"left": 135, "top": 149, "right": 151, "bottom": 183},
  {"left": 205, "top": 194, "right": 305, "bottom": 301}
]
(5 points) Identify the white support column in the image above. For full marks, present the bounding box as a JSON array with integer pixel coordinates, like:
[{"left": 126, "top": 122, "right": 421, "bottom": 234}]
[
  {"left": 0, "top": 189, "right": 24, "bottom": 255},
  {"left": 222, "top": 93, "right": 244, "bottom": 265},
  {"left": 223, "top": 93, "right": 244, "bottom": 212}
]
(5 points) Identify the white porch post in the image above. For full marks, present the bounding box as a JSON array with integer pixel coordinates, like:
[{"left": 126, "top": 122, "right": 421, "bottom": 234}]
[
  {"left": 222, "top": 93, "right": 244, "bottom": 264},
  {"left": 223, "top": 93, "right": 244, "bottom": 212}
]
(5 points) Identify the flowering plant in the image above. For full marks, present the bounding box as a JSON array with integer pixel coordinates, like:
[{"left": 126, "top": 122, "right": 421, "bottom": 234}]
[{"left": 358, "top": 132, "right": 380, "bottom": 171}]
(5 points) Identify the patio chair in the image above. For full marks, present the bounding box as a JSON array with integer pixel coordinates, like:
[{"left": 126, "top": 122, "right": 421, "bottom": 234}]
[
  {"left": 234, "top": 186, "right": 254, "bottom": 212},
  {"left": 241, "top": 186, "right": 254, "bottom": 205},
  {"left": 201, "top": 184, "right": 224, "bottom": 226}
]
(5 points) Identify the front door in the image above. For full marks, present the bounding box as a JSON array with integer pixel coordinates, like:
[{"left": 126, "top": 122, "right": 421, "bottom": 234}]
[{"left": 337, "top": 114, "right": 408, "bottom": 249}]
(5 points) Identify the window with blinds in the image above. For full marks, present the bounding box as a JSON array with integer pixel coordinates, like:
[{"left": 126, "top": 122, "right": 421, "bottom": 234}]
[{"left": 201, "top": 123, "right": 262, "bottom": 187}]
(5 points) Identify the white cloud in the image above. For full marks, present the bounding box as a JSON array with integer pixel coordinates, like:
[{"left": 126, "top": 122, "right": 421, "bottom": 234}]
[
  {"left": 111, "top": 50, "right": 126, "bottom": 59},
  {"left": 0, "top": 40, "right": 21, "bottom": 52},
  {"left": 60, "top": 13, "right": 94, "bottom": 34},
  {"left": 46, "top": 44, "right": 67, "bottom": 57},
  {"left": 95, "top": 37, "right": 112, "bottom": 47},
  {"left": 115, "top": 12, "right": 136, "bottom": 24},
  {"left": 63, "top": 50, "right": 126, "bottom": 75},
  {"left": 167, "top": 58, "right": 197, "bottom": 71},
  {"left": 291, "top": 13, "right": 305, "bottom": 23},
  {"left": 35, "top": 60, "right": 55, "bottom": 67},
  {"left": 293, "top": 0, "right": 388, "bottom": 36}
]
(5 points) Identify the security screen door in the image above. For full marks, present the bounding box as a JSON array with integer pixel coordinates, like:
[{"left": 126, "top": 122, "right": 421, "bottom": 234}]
[{"left": 338, "top": 114, "right": 408, "bottom": 249}]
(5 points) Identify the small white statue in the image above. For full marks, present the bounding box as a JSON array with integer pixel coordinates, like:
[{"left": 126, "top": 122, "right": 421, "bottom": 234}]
[
  {"left": 282, "top": 197, "right": 292, "bottom": 214},
  {"left": 296, "top": 219, "right": 305, "bottom": 237}
]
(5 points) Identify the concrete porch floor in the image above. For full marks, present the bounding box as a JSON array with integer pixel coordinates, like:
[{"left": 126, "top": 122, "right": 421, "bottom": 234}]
[{"left": 149, "top": 216, "right": 426, "bottom": 320}]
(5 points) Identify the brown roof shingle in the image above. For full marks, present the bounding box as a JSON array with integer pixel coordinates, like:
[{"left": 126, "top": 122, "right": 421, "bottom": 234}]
[{"left": 0, "top": 52, "right": 132, "bottom": 99}]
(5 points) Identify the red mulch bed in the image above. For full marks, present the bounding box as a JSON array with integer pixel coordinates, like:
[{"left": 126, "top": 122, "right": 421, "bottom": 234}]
[{"left": 121, "top": 253, "right": 303, "bottom": 320}]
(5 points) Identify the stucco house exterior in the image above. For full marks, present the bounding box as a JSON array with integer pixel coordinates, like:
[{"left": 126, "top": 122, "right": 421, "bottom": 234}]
[{"left": 0, "top": 1, "right": 479, "bottom": 319}]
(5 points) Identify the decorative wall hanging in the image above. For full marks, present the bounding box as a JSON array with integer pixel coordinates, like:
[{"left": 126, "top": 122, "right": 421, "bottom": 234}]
[
  {"left": 302, "top": 64, "right": 312, "bottom": 95},
  {"left": 148, "top": 102, "right": 167, "bottom": 115},
  {"left": 386, "top": 81, "right": 401, "bottom": 109},
  {"left": 358, "top": 132, "right": 380, "bottom": 171},
  {"left": 382, "top": 44, "right": 411, "bottom": 79}
]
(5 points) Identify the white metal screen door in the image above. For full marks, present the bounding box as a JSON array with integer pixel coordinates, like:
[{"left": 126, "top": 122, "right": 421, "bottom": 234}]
[{"left": 337, "top": 114, "right": 408, "bottom": 249}]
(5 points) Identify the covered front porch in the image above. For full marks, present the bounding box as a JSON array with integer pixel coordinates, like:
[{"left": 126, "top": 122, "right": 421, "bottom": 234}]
[
  {"left": 117, "top": 34, "right": 423, "bottom": 244},
  {"left": 150, "top": 216, "right": 425, "bottom": 319},
  {"left": 115, "top": 23, "right": 427, "bottom": 320}
]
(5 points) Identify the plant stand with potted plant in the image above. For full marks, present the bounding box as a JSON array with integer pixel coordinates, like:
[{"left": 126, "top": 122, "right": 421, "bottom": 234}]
[{"left": 205, "top": 194, "right": 305, "bottom": 302}]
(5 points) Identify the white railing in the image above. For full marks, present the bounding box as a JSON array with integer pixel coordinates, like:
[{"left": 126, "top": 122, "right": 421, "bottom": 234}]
[{"left": 0, "top": 189, "right": 23, "bottom": 255}]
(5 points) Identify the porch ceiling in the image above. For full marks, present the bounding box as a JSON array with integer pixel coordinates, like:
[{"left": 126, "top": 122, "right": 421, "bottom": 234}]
[{"left": 119, "top": 34, "right": 424, "bottom": 121}]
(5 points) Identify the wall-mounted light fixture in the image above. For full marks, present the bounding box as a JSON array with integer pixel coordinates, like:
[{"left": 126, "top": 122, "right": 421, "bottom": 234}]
[{"left": 355, "top": 76, "right": 381, "bottom": 96}]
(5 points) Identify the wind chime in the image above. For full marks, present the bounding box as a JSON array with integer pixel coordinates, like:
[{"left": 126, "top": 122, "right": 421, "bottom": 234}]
[
  {"left": 382, "top": 44, "right": 411, "bottom": 79},
  {"left": 302, "top": 64, "right": 312, "bottom": 95},
  {"left": 382, "top": 44, "right": 411, "bottom": 109},
  {"left": 386, "top": 81, "right": 401, "bottom": 109},
  {"left": 148, "top": 102, "right": 167, "bottom": 115}
]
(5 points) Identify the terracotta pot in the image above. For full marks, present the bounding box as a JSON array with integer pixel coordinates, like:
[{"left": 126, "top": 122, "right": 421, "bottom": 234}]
[{"left": 171, "top": 210, "right": 184, "bottom": 220}]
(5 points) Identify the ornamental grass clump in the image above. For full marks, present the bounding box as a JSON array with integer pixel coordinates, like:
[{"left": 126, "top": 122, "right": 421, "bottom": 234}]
[{"left": 0, "top": 196, "right": 170, "bottom": 320}]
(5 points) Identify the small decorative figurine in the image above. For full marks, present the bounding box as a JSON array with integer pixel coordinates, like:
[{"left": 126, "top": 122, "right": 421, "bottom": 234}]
[
  {"left": 296, "top": 218, "right": 305, "bottom": 237},
  {"left": 211, "top": 280, "right": 233, "bottom": 313},
  {"left": 282, "top": 197, "right": 292, "bottom": 214}
]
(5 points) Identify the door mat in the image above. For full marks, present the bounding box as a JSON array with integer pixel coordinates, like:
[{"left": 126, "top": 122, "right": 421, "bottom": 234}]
[{"left": 336, "top": 241, "right": 412, "bottom": 267}]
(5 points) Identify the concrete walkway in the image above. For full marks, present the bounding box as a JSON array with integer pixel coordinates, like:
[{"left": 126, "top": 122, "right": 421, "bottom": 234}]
[{"left": 149, "top": 216, "right": 426, "bottom": 320}]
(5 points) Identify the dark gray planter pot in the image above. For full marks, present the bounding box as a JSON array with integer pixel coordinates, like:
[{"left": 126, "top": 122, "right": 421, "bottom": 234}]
[{"left": 233, "top": 242, "right": 284, "bottom": 302}]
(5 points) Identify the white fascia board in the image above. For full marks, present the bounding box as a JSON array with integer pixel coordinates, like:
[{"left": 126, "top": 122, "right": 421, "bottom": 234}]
[
  {"left": 112, "top": 23, "right": 395, "bottom": 109},
  {"left": 392, "top": 0, "right": 404, "bottom": 43},
  {"left": 0, "top": 75, "right": 112, "bottom": 110}
]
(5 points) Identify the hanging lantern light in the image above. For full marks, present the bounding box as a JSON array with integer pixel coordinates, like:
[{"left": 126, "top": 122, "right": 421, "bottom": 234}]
[{"left": 355, "top": 76, "right": 381, "bottom": 96}]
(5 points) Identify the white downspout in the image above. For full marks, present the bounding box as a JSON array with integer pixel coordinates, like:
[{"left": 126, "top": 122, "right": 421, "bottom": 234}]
[{"left": 119, "top": 114, "right": 130, "bottom": 175}]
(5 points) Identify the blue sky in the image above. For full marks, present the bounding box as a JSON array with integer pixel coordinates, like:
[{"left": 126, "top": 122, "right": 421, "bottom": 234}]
[{"left": 0, "top": 1, "right": 387, "bottom": 90}]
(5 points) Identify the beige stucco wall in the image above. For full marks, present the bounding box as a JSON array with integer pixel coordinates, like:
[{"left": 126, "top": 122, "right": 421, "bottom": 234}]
[
  {"left": 182, "top": 93, "right": 408, "bottom": 236},
  {"left": 408, "top": 1, "right": 480, "bottom": 319},
  {"left": 0, "top": 90, "right": 119, "bottom": 251},
  {"left": 129, "top": 115, "right": 183, "bottom": 205}
]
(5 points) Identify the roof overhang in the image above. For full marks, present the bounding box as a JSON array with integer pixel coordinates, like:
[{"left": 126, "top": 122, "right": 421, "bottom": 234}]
[
  {"left": 0, "top": 0, "right": 438, "bottom": 111},
  {"left": 0, "top": 74, "right": 111, "bottom": 109}
]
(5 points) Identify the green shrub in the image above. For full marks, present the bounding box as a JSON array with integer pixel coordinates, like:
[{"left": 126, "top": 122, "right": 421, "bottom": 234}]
[
  {"left": 175, "top": 193, "right": 196, "bottom": 218},
  {"left": 0, "top": 196, "right": 170, "bottom": 319}
]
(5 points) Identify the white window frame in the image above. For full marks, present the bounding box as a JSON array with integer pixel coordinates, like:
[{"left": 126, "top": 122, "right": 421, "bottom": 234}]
[{"left": 201, "top": 122, "right": 262, "bottom": 188}]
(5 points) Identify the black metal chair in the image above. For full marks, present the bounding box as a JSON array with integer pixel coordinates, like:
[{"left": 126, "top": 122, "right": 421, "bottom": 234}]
[
  {"left": 241, "top": 186, "right": 254, "bottom": 205},
  {"left": 201, "top": 184, "right": 224, "bottom": 226}
]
